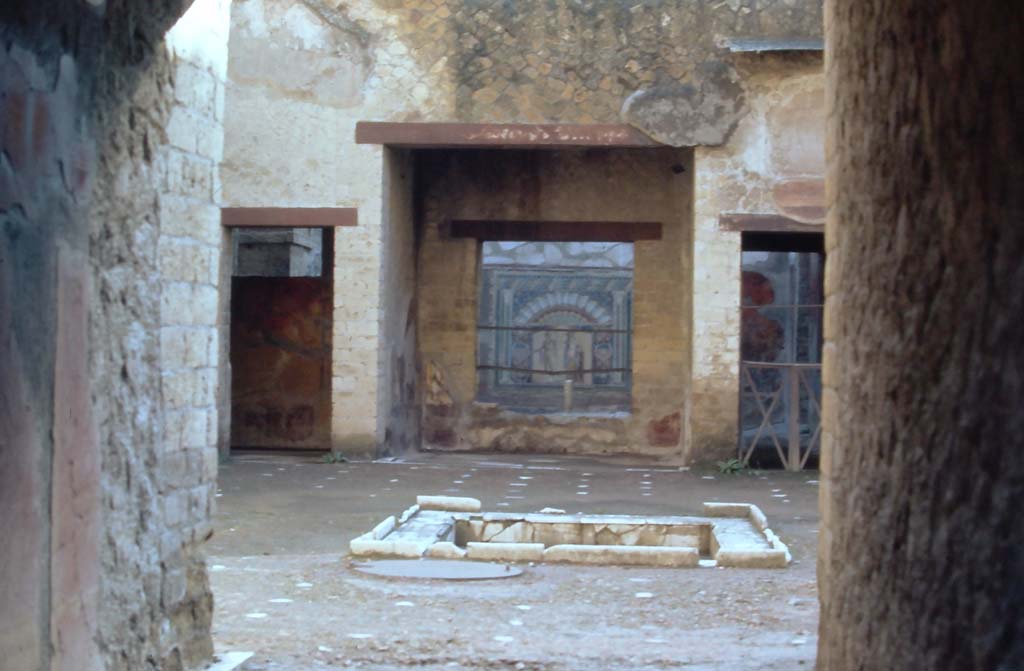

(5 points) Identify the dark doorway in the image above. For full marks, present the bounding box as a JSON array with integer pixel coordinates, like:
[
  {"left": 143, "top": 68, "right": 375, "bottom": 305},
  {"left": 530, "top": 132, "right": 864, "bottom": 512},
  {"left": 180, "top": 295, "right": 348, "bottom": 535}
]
[
  {"left": 229, "top": 227, "right": 334, "bottom": 450},
  {"left": 738, "top": 232, "right": 824, "bottom": 470}
]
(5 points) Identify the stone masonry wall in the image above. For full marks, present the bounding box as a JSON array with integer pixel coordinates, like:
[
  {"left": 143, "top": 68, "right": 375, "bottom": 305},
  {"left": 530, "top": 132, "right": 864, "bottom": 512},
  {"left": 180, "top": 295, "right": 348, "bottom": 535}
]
[
  {"left": 416, "top": 148, "right": 693, "bottom": 457},
  {"left": 1, "top": 0, "right": 227, "bottom": 668},
  {"left": 155, "top": 2, "right": 231, "bottom": 666},
  {"left": 222, "top": 0, "right": 822, "bottom": 458},
  {"left": 691, "top": 55, "right": 824, "bottom": 462}
]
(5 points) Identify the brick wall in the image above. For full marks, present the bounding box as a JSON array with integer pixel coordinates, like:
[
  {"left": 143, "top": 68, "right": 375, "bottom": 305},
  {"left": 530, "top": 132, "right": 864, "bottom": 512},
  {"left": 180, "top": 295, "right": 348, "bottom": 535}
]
[
  {"left": 154, "top": 1, "right": 231, "bottom": 664},
  {"left": 415, "top": 148, "right": 693, "bottom": 456}
]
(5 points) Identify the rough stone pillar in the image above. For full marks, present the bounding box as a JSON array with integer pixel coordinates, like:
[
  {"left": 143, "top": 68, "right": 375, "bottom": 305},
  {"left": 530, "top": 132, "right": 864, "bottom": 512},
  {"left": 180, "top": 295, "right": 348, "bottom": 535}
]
[{"left": 818, "top": 2, "right": 1024, "bottom": 670}]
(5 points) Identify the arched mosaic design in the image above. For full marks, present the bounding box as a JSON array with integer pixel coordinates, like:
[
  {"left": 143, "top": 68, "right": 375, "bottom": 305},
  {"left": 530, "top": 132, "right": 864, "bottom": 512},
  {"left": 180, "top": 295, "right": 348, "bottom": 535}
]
[{"left": 477, "top": 242, "right": 633, "bottom": 413}]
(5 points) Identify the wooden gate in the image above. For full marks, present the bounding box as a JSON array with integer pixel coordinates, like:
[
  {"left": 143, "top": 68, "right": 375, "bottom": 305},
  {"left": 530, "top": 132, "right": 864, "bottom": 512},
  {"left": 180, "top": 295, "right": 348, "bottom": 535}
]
[{"left": 740, "top": 361, "right": 821, "bottom": 471}]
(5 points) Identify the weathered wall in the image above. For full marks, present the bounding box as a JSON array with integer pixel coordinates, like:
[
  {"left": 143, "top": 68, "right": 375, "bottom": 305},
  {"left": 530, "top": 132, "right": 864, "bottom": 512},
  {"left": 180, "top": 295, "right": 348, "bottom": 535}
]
[
  {"left": 377, "top": 148, "right": 420, "bottom": 455},
  {"left": 230, "top": 276, "right": 332, "bottom": 449},
  {"left": 221, "top": 0, "right": 822, "bottom": 457},
  {"left": 691, "top": 55, "right": 824, "bottom": 462},
  {"left": 818, "top": 1, "right": 1023, "bottom": 669},
  {"left": 0, "top": 0, "right": 227, "bottom": 668},
  {"left": 416, "top": 148, "right": 692, "bottom": 456}
]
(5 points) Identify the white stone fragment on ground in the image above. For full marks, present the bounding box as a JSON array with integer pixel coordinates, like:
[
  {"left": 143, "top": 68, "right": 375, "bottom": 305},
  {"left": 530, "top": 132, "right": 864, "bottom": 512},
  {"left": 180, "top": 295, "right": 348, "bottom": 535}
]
[
  {"left": 268, "top": 598, "right": 293, "bottom": 603},
  {"left": 634, "top": 592, "right": 654, "bottom": 598},
  {"left": 426, "top": 542, "right": 468, "bottom": 559},
  {"left": 537, "top": 507, "right": 566, "bottom": 514},
  {"left": 296, "top": 582, "right": 313, "bottom": 588},
  {"left": 466, "top": 542, "right": 545, "bottom": 562},
  {"left": 206, "top": 652, "right": 254, "bottom": 671},
  {"left": 493, "top": 636, "right": 514, "bottom": 643},
  {"left": 698, "top": 559, "right": 718, "bottom": 568},
  {"left": 395, "top": 601, "right": 415, "bottom": 607},
  {"left": 509, "top": 619, "right": 523, "bottom": 626},
  {"left": 210, "top": 564, "right": 227, "bottom": 571},
  {"left": 417, "top": 495, "right": 482, "bottom": 512},
  {"left": 244, "top": 612, "right": 267, "bottom": 619},
  {"left": 317, "top": 645, "right": 333, "bottom": 652},
  {"left": 347, "top": 633, "right": 373, "bottom": 639},
  {"left": 515, "top": 604, "right": 532, "bottom": 610},
  {"left": 702, "top": 475, "right": 715, "bottom": 480}
]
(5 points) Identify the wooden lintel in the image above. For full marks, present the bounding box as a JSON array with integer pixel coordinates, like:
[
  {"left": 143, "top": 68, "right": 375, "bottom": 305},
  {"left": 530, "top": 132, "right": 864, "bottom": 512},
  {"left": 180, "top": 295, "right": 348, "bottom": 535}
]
[
  {"left": 356, "top": 122, "right": 661, "bottom": 148},
  {"left": 448, "top": 220, "right": 662, "bottom": 242},
  {"left": 221, "top": 207, "right": 358, "bottom": 228},
  {"left": 719, "top": 213, "right": 823, "bottom": 233}
]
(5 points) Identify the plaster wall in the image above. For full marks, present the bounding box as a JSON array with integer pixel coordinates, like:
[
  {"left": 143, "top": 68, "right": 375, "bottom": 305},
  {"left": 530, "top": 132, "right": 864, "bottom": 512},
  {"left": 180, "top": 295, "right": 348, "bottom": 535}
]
[
  {"left": 221, "top": 0, "right": 823, "bottom": 457},
  {"left": 416, "top": 148, "right": 692, "bottom": 457},
  {"left": 690, "top": 56, "right": 824, "bottom": 462}
]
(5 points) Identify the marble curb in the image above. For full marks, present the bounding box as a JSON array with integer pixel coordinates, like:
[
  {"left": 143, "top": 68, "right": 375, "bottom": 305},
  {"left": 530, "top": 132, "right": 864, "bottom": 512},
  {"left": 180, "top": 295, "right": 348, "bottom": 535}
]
[
  {"left": 543, "top": 544, "right": 699, "bottom": 567},
  {"left": 417, "top": 495, "right": 482, "bottom": 512},
  {"left": 349, "top": 500, "right": 790, "bottom": 568}
]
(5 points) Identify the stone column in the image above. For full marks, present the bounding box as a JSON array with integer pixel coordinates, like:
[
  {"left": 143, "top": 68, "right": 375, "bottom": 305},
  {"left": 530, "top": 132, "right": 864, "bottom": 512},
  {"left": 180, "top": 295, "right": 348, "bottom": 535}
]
[
  {"left": 612, "top": 290, "right": 627, "bottom": 385},
  {"left": 818, "top": 1, "right": 1024, "bottom": 669},
  {"left": 688, "top": 147, "right": 743, "bottom": 463}
]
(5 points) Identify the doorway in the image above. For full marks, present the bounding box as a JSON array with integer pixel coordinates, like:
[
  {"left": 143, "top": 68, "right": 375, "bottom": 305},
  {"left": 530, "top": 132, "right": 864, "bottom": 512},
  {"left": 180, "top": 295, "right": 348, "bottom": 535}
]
[
  {"left": 738, "top": 232, "right": 824, "bottom": 470},
  {"left": 228, "top": 226, "right": 334, "bottom": 450}
]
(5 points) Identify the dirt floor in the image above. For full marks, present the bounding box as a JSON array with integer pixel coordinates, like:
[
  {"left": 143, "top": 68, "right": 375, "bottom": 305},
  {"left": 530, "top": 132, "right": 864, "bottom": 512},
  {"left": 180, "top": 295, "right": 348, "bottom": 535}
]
[{"left": 208, "top": 451, "right": 820, "bottom": 670}]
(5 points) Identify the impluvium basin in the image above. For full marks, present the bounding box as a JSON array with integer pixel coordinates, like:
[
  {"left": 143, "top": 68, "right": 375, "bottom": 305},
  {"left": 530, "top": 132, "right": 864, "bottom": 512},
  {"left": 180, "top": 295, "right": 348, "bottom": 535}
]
[{"left": 349, "top": 496, "right": 790, "bottom": 569}]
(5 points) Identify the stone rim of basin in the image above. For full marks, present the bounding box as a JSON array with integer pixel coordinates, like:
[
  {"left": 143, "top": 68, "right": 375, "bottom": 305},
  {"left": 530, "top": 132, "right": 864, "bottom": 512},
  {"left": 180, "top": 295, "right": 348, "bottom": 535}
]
[{"left": 348, "top": 496, "right": 790, "bottom": 568}]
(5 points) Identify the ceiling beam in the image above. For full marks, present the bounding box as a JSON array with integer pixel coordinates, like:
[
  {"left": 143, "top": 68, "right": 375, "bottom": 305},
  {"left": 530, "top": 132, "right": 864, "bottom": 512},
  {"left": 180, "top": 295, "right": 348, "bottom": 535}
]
[
  {"left": 448, "top": 219, "right": 662, "bottom": 242},
  {"left": 355, "top": 122, "right": 661, "bottom": 149},
  {"left": 221, "top": 207, "right": 358, "bottom": 228}
]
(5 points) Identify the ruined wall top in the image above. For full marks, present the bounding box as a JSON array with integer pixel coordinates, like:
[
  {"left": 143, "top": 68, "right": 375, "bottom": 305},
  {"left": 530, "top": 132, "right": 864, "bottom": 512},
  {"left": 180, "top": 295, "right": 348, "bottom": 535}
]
[{"left": 229, "top": 0, "right": 823, "bottom": 146}]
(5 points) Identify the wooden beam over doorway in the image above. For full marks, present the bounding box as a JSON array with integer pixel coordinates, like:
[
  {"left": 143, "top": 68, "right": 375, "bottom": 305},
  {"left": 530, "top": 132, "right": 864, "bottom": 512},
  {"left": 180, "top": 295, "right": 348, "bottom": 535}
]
[
  {"left": 221, "top": 207, "right": 359, "bottom": 228},
  {"left": 355, "top": 122, "right": 662, "bottom": 148},
  {"left": 718, "top": 212, "right": 823, "bottom": 234},
  {"left": 448, "top": 219, "right": 663, "bottom": 242}
]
